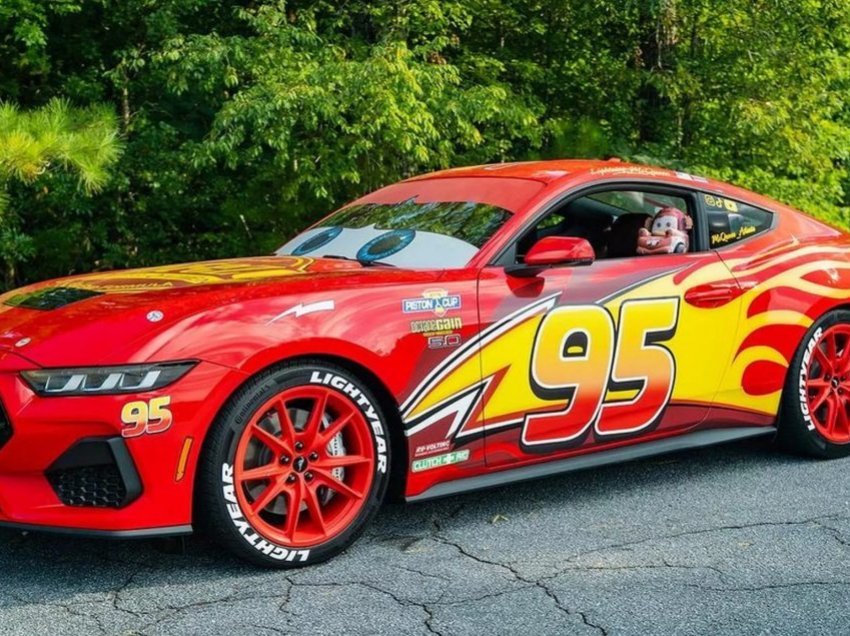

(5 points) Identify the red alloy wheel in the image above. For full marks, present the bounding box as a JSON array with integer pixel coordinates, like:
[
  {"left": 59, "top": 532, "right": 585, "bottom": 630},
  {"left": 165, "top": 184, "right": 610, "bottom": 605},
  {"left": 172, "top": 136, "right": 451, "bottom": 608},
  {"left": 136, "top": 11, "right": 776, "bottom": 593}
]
[
  {"left": 805, "top": 324, "right": 850, "bottom": 444},
  {"left": 233, "top": 385, "right": 376, "bottom": 548}
]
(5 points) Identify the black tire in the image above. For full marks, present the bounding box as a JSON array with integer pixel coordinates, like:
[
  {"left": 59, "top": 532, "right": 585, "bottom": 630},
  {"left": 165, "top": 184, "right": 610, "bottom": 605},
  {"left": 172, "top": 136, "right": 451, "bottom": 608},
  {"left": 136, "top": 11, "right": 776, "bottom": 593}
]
[
  {"left": 778, "top": 309, "right": 850, "bottom": 459},
  {"left": 196, "top": 360, "right": 392, "bottom": 567}
]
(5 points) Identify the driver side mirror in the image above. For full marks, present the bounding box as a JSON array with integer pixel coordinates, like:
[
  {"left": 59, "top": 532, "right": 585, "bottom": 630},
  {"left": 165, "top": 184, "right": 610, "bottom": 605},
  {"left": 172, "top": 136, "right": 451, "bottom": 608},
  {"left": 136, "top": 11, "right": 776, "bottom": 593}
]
[{"left": 506, "top": 236, "right": 595, "bottom": 277}]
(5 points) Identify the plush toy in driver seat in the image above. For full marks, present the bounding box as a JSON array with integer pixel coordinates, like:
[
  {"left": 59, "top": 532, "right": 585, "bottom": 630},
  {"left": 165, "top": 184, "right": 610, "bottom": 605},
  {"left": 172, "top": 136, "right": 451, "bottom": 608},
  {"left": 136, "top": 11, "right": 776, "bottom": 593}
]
[{"left": 636, "top": 206, "right": 693, "bottom": 255}]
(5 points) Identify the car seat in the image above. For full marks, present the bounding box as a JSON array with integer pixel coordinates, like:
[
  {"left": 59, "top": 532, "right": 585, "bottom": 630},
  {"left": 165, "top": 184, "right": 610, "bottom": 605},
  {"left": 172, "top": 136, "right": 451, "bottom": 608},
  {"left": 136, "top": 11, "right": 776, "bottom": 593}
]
[{"left": 607, "top": 213, "right": 652, "bottom": 258}]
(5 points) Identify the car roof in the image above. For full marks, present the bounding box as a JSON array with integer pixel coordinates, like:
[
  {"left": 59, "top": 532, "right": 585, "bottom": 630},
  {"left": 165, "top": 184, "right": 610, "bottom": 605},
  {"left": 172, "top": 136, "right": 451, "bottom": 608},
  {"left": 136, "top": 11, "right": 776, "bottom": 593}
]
[
  {"left": 405, "top": 158, "right": 794, "bottom": 216},
  {"left": 406, "top": 159, "right": 669, "bottom": 184}
]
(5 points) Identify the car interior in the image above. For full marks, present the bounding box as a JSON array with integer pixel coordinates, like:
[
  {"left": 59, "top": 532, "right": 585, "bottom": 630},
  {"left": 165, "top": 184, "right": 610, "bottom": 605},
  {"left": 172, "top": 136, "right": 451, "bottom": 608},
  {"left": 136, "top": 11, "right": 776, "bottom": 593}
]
[
  {"left": 707, "top": 209, "right": 747, "bottom": 246},
  {"left": 515, "top": 189, "right": 695, "bottom": 262}
]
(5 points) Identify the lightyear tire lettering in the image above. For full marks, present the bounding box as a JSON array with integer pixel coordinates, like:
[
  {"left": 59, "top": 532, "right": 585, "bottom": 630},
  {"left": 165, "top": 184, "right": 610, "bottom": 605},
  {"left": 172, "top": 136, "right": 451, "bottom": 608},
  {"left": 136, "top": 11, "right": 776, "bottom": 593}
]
[{"left": 197, "top": 361, "right": 390, "bottom": 568}]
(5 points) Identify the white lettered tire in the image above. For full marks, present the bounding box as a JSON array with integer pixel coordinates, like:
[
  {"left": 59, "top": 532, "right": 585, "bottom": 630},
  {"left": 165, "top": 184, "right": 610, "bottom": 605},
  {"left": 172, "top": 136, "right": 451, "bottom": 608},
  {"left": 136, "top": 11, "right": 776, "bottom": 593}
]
[
  {"left": 779, "top": 309, "right": 850, "bottom": 459},
  {"left": 197, "top": 361, "right": 391, "bottom": 567}
]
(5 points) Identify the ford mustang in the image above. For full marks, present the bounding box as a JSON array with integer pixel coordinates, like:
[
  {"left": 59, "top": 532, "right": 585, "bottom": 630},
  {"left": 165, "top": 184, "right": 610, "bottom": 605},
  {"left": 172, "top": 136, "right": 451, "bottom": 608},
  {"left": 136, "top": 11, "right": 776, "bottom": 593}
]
[{"left": 0, "top": 159, "right": 846, "bottom": 566}]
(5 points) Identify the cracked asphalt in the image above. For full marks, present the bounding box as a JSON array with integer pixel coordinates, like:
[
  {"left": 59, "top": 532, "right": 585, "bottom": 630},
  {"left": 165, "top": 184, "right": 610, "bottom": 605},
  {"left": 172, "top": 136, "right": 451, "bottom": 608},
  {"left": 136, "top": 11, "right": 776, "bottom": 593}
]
[{"left": 2, "top": 436, "right": 849, "bottom": 635}]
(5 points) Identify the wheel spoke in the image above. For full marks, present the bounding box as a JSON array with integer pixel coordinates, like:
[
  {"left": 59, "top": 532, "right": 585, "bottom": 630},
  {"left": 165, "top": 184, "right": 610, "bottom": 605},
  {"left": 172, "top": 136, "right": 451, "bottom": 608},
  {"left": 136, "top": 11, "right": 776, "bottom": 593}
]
[
  {"left": 284, "top": 478, "right": 304, "bottom": 539},
  {"left": 303, "top": 483, "right": 327, "bottom": 537},
  {"left": 814, "top": 347, "right": 833, "bottom": 375},
  {"left": 316, "top": 411, "right": 354, "bottom": 449},
  {"left": 810, "top": 388, "right": 830, "bottom": 414},
  {"left": 316, "top": 454, "right": 371, "bottom": 470},
  {"left": 239, "top": 462, "right": 281, "bottom": 483},
  {"left": 273, "top": 399, "right": 297, "bottom": 448},
  {"left": 824, "top": 394, "right": 838, "bottom": 437},
  {"left": 313, "top": 469, "right": 365, "bottom": 501},
  {"left": 303, "top": 391, "right": 329, "bottom": 442},
  {"left": 837, "top": 344, "right": 850, "bottom": 375},
  {"left": 251, "top": 477, "right": 285, "bottom": 514},
  {"left": 825, "top": 334, "right": 838, "bottom": 361},
  {"left": 836, "top": 398, "right": 850, "bottom": 436},
  {"left": 250, "top": 423, "right": 290, "bottom": 454}
]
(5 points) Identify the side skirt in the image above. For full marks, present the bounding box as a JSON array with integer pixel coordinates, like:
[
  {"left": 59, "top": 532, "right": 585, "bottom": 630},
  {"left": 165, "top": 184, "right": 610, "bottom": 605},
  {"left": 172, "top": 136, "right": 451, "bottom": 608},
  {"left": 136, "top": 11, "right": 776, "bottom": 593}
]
[
  {"left": 407, "top": 426, "right": 776, "bottom": 502},
  {"left": 0, "top": 521, "right": 193, "bottom": 540}
]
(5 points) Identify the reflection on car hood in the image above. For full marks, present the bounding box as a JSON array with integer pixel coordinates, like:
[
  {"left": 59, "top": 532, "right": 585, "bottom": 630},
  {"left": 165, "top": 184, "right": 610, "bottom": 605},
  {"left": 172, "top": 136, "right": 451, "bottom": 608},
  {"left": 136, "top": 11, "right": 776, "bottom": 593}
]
[{"left": 0, "top": 256, "right": 435, "bottom": 367}]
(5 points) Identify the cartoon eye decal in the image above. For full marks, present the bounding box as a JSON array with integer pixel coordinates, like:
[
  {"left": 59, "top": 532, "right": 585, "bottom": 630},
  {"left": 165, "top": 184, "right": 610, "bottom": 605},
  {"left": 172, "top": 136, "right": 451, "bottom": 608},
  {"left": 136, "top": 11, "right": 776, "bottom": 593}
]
[
  {"left": 292, "top": 226, "right": 343, "bottom": 255},
  {"left": 356, "top": 229, "right": 416, "bottom": 263}
]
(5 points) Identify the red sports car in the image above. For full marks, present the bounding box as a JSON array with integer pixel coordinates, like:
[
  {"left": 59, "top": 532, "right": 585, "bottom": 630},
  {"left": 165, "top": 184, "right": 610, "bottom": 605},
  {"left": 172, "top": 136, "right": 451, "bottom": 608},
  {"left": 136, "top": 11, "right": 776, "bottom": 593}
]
[{"left": 0, "top": 159, "right": 846, "bottom": 566}]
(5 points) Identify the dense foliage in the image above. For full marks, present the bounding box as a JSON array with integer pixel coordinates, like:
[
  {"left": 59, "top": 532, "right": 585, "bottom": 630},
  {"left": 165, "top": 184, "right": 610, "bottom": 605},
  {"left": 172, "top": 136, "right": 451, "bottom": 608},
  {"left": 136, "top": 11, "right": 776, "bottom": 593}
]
[
  {"left": 0, "top": 98, "right": 120, "bottom": 285},
  {"left": 2, "top": 0, "right": 850, "bottom": 286}
]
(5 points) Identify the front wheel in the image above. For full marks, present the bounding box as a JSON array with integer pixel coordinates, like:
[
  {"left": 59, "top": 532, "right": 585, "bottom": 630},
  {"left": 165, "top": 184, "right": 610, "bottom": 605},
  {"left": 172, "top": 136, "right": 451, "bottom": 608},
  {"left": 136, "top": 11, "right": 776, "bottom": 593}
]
[
  {"left": 779, "top": 309, "right": 850, "bottom": 458},
  {"left": 197, "top": 361, "right": 391, "bottom": 567}
]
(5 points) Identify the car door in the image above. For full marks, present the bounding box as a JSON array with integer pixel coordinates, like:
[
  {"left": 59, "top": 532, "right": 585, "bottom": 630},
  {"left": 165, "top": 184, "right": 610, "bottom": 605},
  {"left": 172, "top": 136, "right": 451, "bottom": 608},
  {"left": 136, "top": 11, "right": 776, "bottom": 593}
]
[{"left": 475, "top": 184, "right": 747, "bottom": 468}]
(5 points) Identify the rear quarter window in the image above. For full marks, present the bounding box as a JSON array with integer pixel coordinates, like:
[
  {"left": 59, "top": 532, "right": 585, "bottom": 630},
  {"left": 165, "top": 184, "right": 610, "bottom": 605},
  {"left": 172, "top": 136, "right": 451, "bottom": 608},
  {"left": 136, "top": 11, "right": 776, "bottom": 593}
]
[{"left": 703, "top": 194, "right": 773, "bottom": 248}]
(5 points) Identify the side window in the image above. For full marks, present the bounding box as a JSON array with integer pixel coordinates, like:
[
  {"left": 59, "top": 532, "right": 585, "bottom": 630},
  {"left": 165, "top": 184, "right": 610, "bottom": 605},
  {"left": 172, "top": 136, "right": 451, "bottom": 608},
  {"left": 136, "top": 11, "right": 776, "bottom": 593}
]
[
  {"left": 515, "top": 188, "right": 695, "bottom": 262},
  {"left": 703, "top": 194, "right": 773, "bottom": 248}
]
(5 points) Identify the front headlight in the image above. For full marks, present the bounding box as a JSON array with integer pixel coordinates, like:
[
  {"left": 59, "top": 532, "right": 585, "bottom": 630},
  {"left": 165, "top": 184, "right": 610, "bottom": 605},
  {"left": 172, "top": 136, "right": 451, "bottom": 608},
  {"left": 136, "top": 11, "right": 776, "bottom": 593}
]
[{"left": 21, "top": 361, "right": 197, "bottom": 396}]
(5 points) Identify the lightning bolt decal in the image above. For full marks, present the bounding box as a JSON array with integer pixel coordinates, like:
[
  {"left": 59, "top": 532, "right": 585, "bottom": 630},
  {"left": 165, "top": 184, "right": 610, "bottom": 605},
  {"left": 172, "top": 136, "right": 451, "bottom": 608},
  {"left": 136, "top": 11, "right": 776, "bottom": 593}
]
[
  {"left": 403, "top": 293, "right": 560, "bottom": 439},
  {"left": 266, "top": 300, "right": 335, "bottom": 324}
]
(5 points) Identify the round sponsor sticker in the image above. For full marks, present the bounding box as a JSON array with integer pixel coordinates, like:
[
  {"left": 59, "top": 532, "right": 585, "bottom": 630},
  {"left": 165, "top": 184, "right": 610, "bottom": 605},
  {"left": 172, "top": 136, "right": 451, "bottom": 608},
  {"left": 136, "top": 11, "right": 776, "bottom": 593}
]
[{"left": 146, "top": 310, "right": 164, "bottom": 322}]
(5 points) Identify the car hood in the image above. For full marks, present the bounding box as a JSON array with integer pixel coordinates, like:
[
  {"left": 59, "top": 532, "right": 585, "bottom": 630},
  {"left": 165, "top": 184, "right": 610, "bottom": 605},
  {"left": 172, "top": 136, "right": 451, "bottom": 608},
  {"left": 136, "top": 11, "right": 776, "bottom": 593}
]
[{"left": 0, "top": 255, "right": 432, "bottom": 367}]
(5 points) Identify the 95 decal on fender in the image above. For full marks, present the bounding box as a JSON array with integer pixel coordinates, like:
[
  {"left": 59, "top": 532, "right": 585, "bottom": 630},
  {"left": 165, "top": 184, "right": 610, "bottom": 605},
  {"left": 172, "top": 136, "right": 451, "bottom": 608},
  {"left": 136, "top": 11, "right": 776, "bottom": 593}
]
[{"left": 121, "top": 396, "right": 173, "bottom": 438}]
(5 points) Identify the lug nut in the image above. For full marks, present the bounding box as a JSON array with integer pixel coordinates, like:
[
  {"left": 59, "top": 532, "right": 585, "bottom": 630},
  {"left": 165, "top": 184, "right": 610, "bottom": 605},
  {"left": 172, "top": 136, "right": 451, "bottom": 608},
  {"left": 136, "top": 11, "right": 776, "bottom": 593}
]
[
  {"left": 309, "top": 452, "right": 319, "bottom": 461},
  {"left": 286, "top": 474, "right": 297, "bottom": 483},
  {"left": 279, "top": 455, "right": 291, "bottom": 465},
  {"left": 304, "top": 472, "right": 314, "bottom": 482},
  {"left": 294, "top": 441, "right": 304, "bottom": 451}
]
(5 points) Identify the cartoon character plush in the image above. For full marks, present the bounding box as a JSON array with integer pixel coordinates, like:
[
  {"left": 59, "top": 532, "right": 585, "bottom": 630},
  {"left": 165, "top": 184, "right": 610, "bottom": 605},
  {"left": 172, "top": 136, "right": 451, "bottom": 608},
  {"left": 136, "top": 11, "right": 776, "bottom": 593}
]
[{"left": 636, "top": 206, "right": 693, "bottom": 255}]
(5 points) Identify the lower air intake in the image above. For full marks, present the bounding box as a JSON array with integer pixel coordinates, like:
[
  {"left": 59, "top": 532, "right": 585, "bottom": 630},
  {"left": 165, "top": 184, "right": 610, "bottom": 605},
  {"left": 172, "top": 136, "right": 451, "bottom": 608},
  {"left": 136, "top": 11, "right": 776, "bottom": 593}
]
[
  {"left": 48, "top": 464, "right": 127, "bottom": 508},
  {"left": 46, "top": 437, "right": 142, "bottom": 508}
]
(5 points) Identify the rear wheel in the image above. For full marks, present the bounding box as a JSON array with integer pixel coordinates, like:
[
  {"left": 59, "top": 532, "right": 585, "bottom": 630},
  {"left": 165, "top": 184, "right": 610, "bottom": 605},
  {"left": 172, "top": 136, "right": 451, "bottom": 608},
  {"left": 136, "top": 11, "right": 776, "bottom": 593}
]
[
  {"left": 779, "top": 309, "right": 850, "bottom": 458},
  {"left": 197, "top": 361, "right": 391, "bottom": 567}
]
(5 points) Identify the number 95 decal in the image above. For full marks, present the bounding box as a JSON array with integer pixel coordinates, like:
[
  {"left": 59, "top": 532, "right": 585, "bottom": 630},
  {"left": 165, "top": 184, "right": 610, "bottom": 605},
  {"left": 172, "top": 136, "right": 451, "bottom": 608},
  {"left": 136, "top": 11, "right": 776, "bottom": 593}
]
[
  {"left": 121, "top": 396, "right": 173, "bottom": 438},
  {"left": 523, "top": 297, "right": 679, "bottom": 450}
]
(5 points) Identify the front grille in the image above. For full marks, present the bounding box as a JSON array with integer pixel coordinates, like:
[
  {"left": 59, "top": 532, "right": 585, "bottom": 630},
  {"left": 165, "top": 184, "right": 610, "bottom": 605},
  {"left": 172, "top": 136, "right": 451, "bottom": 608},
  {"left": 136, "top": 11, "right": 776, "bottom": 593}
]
[
  {"left": 47, "top": 464, "right": 127, "bottom": 508},
  {"left": 0, "top": 402, "right": 11, "bottom": 449},
  {"left": 46, "top": 437, "right": 142, "bottom": 509}
]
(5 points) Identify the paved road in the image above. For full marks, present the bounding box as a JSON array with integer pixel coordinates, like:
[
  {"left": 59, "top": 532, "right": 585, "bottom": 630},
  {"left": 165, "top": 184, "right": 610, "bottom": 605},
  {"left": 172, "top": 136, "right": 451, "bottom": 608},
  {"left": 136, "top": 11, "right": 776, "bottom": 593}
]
[{"left": 1, "top": 437, "right": 849, "bottom": 636}]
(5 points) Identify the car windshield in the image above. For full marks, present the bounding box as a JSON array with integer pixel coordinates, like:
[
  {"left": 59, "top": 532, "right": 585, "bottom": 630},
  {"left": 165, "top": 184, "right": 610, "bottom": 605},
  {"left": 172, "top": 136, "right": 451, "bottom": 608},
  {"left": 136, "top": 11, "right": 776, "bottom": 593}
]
[{"left": 277, "top": 198, "right": 512, "bottom": 268}]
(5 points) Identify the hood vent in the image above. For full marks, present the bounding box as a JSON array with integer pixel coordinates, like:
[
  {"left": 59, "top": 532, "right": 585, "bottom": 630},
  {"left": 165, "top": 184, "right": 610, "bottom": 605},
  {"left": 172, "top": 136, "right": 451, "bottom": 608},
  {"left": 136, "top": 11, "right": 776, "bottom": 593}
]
[{"left": 5, "top": 287, "right": 103, "bottom": 311}]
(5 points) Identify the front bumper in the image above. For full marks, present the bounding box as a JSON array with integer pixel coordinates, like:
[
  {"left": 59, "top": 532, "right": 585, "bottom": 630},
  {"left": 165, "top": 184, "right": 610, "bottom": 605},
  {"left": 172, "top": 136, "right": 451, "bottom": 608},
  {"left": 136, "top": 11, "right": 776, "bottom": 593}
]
[{"left": 0, "top": 351, "right": 245, "bottom": 535}]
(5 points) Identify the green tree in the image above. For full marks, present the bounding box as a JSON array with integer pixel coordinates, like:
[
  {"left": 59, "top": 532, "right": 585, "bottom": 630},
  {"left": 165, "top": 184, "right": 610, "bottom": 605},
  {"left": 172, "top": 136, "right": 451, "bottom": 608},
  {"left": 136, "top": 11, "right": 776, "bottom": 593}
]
[
  {"left": 0, "top": 98, "right": 120, "bottom": 285},
  {"left": 156, "top": 1, "right": 542, "bottom": 237}
]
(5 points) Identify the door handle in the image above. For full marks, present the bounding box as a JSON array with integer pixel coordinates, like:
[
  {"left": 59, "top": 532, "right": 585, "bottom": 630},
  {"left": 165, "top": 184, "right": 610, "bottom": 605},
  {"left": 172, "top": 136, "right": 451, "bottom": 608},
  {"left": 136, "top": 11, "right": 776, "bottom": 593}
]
[{"left": 684, "top": 282, "right": 745, "bottom": 308}]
